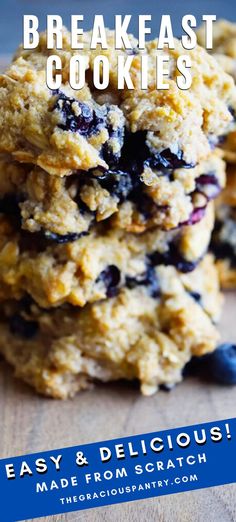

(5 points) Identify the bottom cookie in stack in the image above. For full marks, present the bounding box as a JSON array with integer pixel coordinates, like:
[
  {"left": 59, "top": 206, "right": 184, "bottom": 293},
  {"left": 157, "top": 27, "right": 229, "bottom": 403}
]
[
  {"left": 211, "top": 165, "right": 236, "bottom": 288},
  {"left": 0, "top": 255, "right": 222, "bottom": 398}
]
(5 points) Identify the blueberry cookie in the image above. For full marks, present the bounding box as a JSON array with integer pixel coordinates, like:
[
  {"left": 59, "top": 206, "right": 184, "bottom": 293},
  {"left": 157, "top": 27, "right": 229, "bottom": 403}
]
[
  {"left": 211, "top": 165, "right": 236, "bottom": 287},
  {"left": 0, "top": 255, "right": 222, "bottom": 398},
  {"left": 0, "top": 29, "right": 235, "bottom": 175},
  {"left": 0, "top": 151, "right": 225, "bottom": 235},
  {"left": 0, "top": 204, "right": 214, "bottom": 308}
]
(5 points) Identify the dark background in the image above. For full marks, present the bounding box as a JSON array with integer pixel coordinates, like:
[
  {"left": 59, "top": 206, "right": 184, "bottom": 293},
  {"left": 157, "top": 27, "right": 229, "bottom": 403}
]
[{"left": 0, "top": 0, "right": 236, "bottom": 55}]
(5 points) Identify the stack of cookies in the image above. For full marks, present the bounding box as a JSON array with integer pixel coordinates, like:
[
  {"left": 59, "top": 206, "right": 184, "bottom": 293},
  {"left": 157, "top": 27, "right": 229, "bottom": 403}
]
[
  {"left": 197, "top": 20, "right": 236, "bottom": 290},
  {"left": 0, "top": 29, "right": 235, "bottom": 398}
]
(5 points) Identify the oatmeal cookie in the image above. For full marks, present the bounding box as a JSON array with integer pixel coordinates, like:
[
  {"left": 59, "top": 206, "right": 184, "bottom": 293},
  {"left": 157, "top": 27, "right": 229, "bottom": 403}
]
[
  {"left": 0, "top": 203, "right": 214, "bottom": 308},
  {"left": 0, "top": 255, "right": 222, "bottom": 398},
  {"left": 0, "top": 151, "right": 225, "bottom": 235},
  {"left": 211, "top": 165, "right": 236, "bottom": 287},
  {"left": 0, "top": 29, "right": 235, "bottom": 175}
]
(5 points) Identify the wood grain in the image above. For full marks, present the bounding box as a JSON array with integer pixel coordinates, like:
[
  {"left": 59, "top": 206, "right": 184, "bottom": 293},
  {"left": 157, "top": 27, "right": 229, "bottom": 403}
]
[{"left": 0, "top": 57, "right": 236, "bottom": 522}]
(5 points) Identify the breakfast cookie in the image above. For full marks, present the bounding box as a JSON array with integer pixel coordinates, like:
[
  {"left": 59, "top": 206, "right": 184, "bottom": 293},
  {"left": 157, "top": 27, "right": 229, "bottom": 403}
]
[
  {"left": 0, "top": 29, "right": 235, "bottom": 175},
  {"left": 0, "top": 150, "right": 225, "bottom": 235},
  {"left": 0, "top": 203, "right": 214, "bottom": 308},
  {"left": 211, "top": 165, "right": 236, "bottom": 287},
  {"left": 0, "top": 255, "right": 222, "bottom": 398}
]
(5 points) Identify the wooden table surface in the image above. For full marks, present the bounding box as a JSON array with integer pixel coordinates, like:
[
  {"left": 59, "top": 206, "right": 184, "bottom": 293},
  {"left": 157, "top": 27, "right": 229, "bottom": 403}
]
[{"left": 1, "top": 58, "right": 236, "bottom": 522}]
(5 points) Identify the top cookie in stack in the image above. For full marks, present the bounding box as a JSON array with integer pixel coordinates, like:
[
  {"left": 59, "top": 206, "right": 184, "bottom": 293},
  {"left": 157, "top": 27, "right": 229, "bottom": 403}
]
[{"left": 1, "top": 31, "right": 235, "bottom": 171}]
